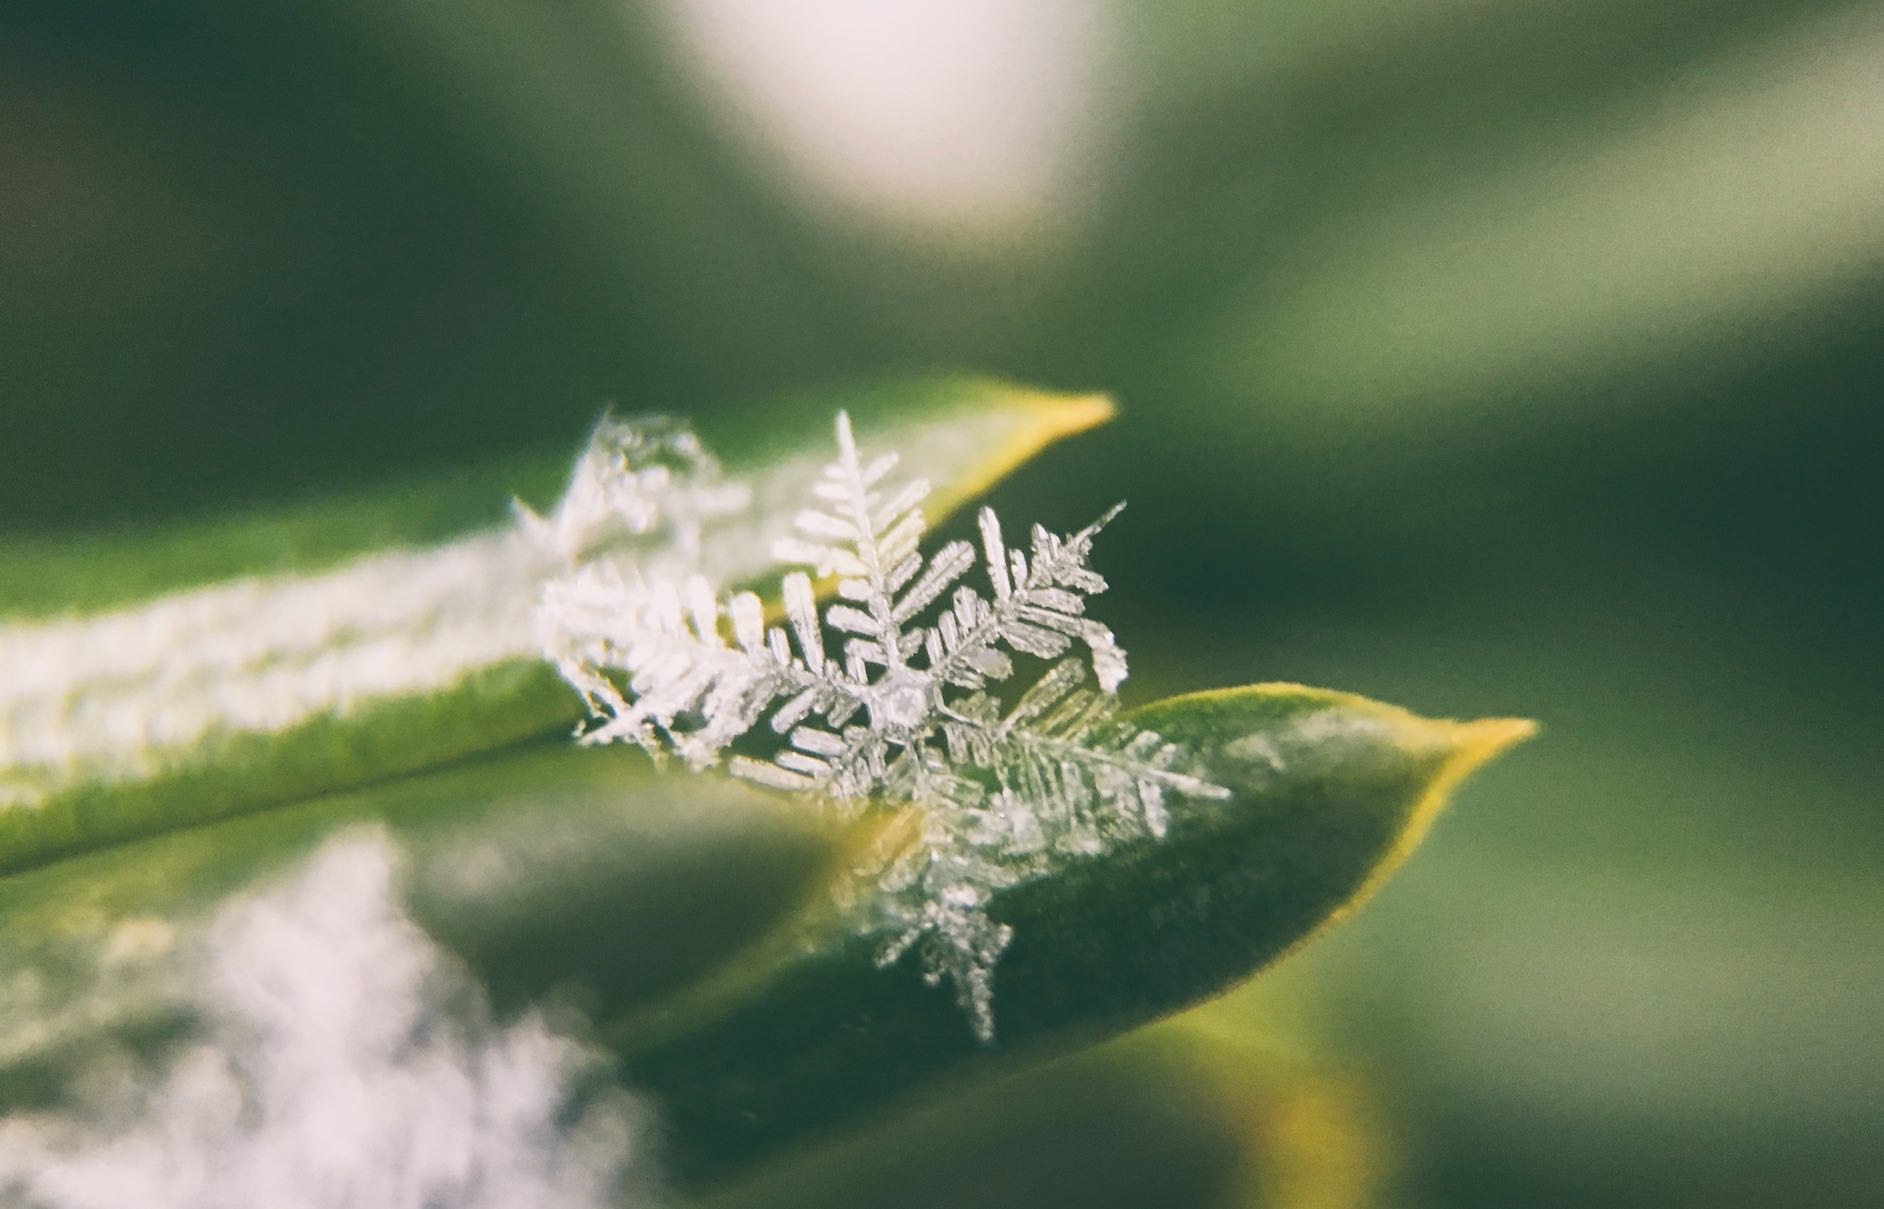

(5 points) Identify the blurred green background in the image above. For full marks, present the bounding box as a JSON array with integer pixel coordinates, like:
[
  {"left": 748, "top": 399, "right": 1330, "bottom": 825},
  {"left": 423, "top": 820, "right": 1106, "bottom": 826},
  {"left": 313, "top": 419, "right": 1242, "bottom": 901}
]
[{"left": 2, "top": 1, "right": 1880, "bottom": 1205}]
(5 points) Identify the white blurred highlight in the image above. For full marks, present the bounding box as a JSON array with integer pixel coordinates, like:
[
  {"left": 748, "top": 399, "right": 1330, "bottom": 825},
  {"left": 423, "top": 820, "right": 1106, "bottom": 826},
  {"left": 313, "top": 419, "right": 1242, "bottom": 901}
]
[
  {"left": 655, "top": 0, "right": 1104, "bottom": 239},
  {"left": 0, "top": 830, "right": 657, "bottom": 1209}
]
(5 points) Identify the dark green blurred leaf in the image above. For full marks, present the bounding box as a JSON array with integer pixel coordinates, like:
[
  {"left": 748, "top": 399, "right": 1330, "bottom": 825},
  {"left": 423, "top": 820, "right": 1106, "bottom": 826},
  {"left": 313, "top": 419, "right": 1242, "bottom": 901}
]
[
  {"left": 0, "top": 743, "right": 845, "bottom": 1107},
  {"left": 696, "top": 1020, "right": 1389, "bottom": 1209}
]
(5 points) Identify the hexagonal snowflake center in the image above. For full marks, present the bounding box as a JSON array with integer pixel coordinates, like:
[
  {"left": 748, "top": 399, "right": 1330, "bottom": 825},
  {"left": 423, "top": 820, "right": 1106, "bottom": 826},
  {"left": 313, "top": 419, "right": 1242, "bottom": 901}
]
[{"left": 865, "top": 669, "right": 933, "bottom": 732}]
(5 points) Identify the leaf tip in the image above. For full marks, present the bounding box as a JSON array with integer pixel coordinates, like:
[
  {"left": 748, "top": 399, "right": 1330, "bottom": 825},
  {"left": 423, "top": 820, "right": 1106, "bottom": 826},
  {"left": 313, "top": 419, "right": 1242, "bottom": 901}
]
[
  {"left": 991, "top": 387, "right": 1116, "bottom": 481},
  {"left": 1028, "top": 388, "right": 1116, "bottom": 440},
  {"left": 1394, "top": 708, "right": 1536, "bottom": 832},
  {"left": 1334, "top": 711, "right": 1535, "bottom": 923},
  {"left": 924, "top": 384, "right": 1116, "bottom": 522},
  {"left": 1440, "top": 715, "right": 1538, "bottom": 776}
]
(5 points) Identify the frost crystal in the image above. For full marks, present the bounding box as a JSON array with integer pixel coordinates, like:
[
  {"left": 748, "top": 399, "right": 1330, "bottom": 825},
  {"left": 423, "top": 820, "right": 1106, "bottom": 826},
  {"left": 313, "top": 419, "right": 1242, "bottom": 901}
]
[
  {"left": 518, "top": 412, "right": 752, "bottom": 569},
  {"left": 0, "top": 831, "right": 657, "bottom": 1209},
  {"left": 536, "top": 412, "right": 1226, "bottom": 1040}
]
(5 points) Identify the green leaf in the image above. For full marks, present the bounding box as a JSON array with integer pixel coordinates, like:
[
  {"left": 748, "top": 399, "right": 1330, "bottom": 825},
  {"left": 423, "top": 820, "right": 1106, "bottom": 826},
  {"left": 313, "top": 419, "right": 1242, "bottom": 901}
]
[
  {"left": 0, "top": 743, "right": 848, "bottom": 1105},
  {"left": 0, "top": 683, "right": 1528, "bottom": 1187},
  {"left": 0, "top": 377, "right": 1110, "bottom": 874},
  {"left": 598, "top": 685, "right": 1534, "bottom": 1184}
]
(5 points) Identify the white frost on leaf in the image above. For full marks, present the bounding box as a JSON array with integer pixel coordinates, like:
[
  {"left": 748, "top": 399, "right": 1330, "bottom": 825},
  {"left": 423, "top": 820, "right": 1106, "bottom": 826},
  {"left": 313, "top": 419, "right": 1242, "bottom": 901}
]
[
  {"left": 0, "top": 415, "right": 749, "bottom": 821},
  {"left": 0, "top": 830, "right": 659, "bottom": 1209},
  {"left": 536, "top": 412, "right": 1226, "bottom": 1041}
]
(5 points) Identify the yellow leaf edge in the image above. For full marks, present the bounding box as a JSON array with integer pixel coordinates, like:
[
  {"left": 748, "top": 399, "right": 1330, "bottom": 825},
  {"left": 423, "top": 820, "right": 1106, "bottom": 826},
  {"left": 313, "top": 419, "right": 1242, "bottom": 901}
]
[
  {"left": 1255, "top": 681, "right": 1536, "bottom": 952},
  {"left": 925, "top": 385, "right": 1116, "bottom": 520}
]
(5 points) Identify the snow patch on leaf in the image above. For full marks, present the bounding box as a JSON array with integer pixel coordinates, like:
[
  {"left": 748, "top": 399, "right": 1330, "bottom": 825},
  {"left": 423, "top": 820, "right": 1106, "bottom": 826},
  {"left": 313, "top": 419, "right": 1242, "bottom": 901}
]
[{"left": 0, "top": 830, "right": 659, "bottom": 1209}]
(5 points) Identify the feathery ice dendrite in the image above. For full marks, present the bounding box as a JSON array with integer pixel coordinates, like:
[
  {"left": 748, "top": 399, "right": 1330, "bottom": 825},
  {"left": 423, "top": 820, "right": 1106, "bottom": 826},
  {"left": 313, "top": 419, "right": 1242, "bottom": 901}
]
[
  {"left": 519, "top": 412, "right": 752, "bottom": 568},
  {"left": 535, "top": 412, "right": 1225, "bottom": 1040}
]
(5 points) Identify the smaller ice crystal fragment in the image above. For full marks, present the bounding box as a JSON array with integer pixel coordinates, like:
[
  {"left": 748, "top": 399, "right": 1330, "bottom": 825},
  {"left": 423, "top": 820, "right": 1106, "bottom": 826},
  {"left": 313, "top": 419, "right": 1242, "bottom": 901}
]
[
  {"left": 826, "top": 604, "right": 880, "bottom": 637},
  {"left": 873, "top": 480, "right": 932, "bottom": 535},
  {"left": 795, "top": 510, "right": 858, "bottom": 542},
  {"left": 777, "top": 750, "right": 830, "bottom": 777},
  {"left": 978, "top": 509, "right": 1012, "bottom": 599},
  {"left": 790, "top": 728, "right": 848, "bottom": 758},
  {"left": 519, "top": 413, "right": 751, "bottom": 567},
  {"left": 1004, "top": 657, "right": 1086, "bottom": 730},
  {"left": 729, "top": 593, "right": 765, "bottom": 653}
]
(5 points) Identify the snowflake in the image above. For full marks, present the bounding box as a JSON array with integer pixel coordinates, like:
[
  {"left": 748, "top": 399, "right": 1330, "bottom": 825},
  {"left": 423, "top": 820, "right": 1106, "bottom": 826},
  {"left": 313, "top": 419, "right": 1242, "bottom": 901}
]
[{"left": 536, "top": 412, "right": 1226, "bottom": 1040}]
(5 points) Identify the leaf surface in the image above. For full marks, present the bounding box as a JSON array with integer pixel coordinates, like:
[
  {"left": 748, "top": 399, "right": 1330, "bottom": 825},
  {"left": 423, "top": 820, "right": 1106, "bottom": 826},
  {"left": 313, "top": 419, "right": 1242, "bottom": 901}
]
[{"left": 594, "top": 685, "right": 1531, "bottom": 1182}]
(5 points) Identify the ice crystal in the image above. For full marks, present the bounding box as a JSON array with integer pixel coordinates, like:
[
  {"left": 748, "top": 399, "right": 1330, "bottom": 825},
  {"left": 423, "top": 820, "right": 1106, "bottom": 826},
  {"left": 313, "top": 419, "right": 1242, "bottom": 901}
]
[
  {"left": 518, "top": 412, "right": 752, "bottom": 569},
  {"left": 537, "top": 412, "right": 1226, "bottom": 1040}
]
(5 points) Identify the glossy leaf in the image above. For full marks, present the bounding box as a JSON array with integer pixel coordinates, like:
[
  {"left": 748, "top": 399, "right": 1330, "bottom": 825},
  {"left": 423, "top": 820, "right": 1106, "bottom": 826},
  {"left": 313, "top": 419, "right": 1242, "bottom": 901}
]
[{"left": 609, "top": 684, "right": 1532, "bottom": 1183}]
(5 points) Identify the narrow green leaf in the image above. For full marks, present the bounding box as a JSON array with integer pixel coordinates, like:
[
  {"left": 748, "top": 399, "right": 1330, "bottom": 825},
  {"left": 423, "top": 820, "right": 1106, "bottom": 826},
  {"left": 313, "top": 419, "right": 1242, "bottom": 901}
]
[
  {"left": 0, "top": 682, "right": 1529, "bottom": 1192},
  {"left": 610, "top": 684, "right": 1533, "bottom": 1184},
  {"left": 584, "top": 681, "right": 1529, "bottom": 1182},
  {"left": 0, "top": 377, "right": 1110, "bottom": 873}
]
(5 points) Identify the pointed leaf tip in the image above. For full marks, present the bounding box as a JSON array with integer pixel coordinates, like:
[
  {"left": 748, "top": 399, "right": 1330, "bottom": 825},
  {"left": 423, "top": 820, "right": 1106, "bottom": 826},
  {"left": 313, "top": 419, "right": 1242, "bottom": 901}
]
[
  {"left": 1308, "top": 707, "right": 1537, "bottom": 933},
  {"left": 931, "top": 386, "right": 1114, "bottom": 510},
  {"left": 1129, "top": 685, "right": 1536, "bottom": 906},
  {"left": 1029, "top": 389, "right": 1116, "bottom": 440},
  {"left": 1426, "top": 715, "right": 1538, "bottom": 813}
]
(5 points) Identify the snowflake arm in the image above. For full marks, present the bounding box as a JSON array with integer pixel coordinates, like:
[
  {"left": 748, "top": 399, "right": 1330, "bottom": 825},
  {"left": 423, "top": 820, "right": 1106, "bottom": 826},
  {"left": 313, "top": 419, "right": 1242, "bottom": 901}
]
[
  {"left": 927, "top": 505, "right": 1127, "bottom": 696},
  {"left": 773, "top": 412, "right": 940, "bottom": 675}
]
